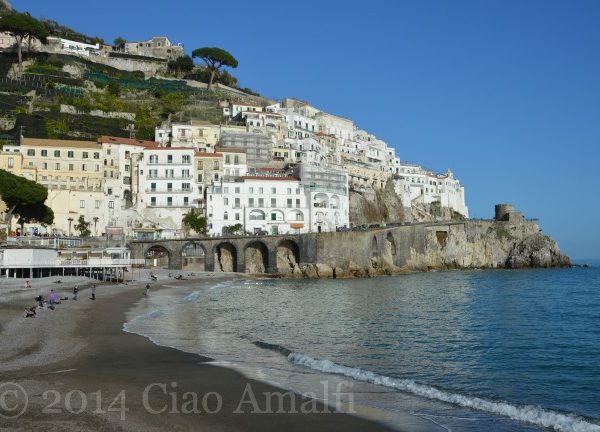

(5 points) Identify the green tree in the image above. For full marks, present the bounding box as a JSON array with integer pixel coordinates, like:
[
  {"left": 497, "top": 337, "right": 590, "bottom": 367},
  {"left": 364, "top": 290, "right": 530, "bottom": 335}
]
[
  {"left": 113, "top": 36, "right": 126, "bottom": 50},
  {"left": 107, "top": 80, "right": 121, "bottom": 97},
  {"left": 191, "top": 47, "right": 238, "bottom": 90},
  {"left": 167, "top": 55, "right": 194, "bottom": 73},
  {"left": 226, "top": 223, "right": 243, "bottom": 235},
  {"left": 0, "top": 169, "right": 54, "bottom": 233},
  {"left": 0, "top": 11, "right": 49, "bottom": 76},
  {"left": 74, "top": 215, "right": 91, "bottom": 237},
  {"left": 182, "top": 211, "right": 207, "bottom": 236}
]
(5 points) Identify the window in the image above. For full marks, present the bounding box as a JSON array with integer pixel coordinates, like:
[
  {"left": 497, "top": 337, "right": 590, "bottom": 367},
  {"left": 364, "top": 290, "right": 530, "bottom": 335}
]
[
  {"left": 150, "top": 197, "right": 156, "bottom": 206},
  {"left": 224, "top": 187, "right": 229, "bottom": 194},
  {"left": 287, "top": 188, "right": 292, "bottom": 194},
  {"left": 93, "top": 152, "right": 100, "bottom": 159},
  {"left": 214, "top": 173, "right": 219, "bottom": 181},
  {"left": 234, "top": 155, "right": 239, "bottom": 164},
  {"left": 182, "top": 169, "right": 190, "bottom": 178},
  {"left": 55, "top": 163, "right": 61, "bottom": 170},
  {"left": 182, "top": 183, "right": 191, "bottom": 191},
  {"left": 249, "top": 187, "right": 254, "bottom": 194},
  {"left": 167, "top": 197, "right": 173, "bottom": 206},
  {"left": 167, "top": 183, "right": 173, "bottom": 192},
  {"left": 107, "top": 188, "right": 113, "bottom": 195},
  {"left": 197, "top": 160, "right": 204, "bottom": 169},
  {"left": 235, "top": 187, "right": 240, "bottom": 194},
  {"left": 182, "top": 154, "right": 190, "bottom": 164},
  {"left": 167, "top": 155, "right": 173, "bottom": 164},
  {"left": 224, "top": 211, "right": 228, "bottom": 220},
  {"left": 234, "top": 198, "right": 240, "bottom": 208},
  {"left": 258, "top": 187, "right": 263, "bottom": 194},
  {"left": 123, "top": 176, "right": 130, "bottom": 184},
  {"left": 166, "top": 169, "right": 174, "bottom": 178},
  {"left": 108, "top": 201, "right": 114, "bottom": 209},
  {"left": 149, "top": 155, "right": 158, "bottom": 164},
  {"left": 95, "top": 200, "right": 101, "bottom": 209},
  {"left": 82, "top": 164, "right": 87, "bottom": 171},
  {"left": 54, "top": 150, "right": 60, "bottom": 157},
  {"left": 249, "top": 198, "right": 255, "bottom": 206},
  {"left": 271, "top": 198, "right": 276, "bottom": 207},
  {"left": 271, "top": 187, "right": 276, "bottom": 194},
  {"left": 68, "top": 151, "right": 74, "bottom": 158},
  {"left": 271, "top": 213, "right": 277, "bottom": 221},
  {"left": 68, "top": 164, "right": 74, "bottom": 171},
  {"left": 235, "top": 213, "right": 240, "bottom": 221},
  {"left": 296, "top": 199, "right": 300, "bottom": 208},
  {"left": 150, "top": 182, "right": 156, "bottom": 192},
  {"left": 184, "top": 197, "right": 189, "bottom": 206},
  {"left": 42, "top": 162, "right": 47, "bottom": 169},
  {"left": 41, "top": 150, "right": 47, "bottom": 157},
  {"left": 80, "top": 200, "right": 85, "bottom": 208},
  {"left": 82, "top": 152, "right": 89, "bottom": 159},
  {"left": 95, "top": 164, "right": 100, "bottom": 172},
  {"left": 197, "top": 173, "right": 203, "bottom": 182},
  {"left": 225, "top": 155, "right": 231, "bottom": 164},
  {"left": 287, "top": 198, "right": 292, "bottom": 208},
  {"left": 258, "top": 198, "right": 264, "bottom": 207},
  {"left": 224, "top": 197, "right": 229, "bottom": 205},
  {"left": 27, "top": 149, "right": 35, "bottom": 156},
  {"left": 213, "top": 160, "right": 219, "bottom": 169},
  {"left": 7, "top": 158, "right": 13, "bottom": 168},
  {"left": 125, "top": 165, "right": 130, "bottom": 172}
]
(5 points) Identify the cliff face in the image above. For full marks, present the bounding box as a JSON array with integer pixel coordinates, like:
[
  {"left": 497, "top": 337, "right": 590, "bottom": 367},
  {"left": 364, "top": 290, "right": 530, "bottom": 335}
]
[
  {"left": 349, "top": 181, "right": 407, "bottom": 225},
  {"left": 293, "top": 219, "right": 570, "bottom": 279}
]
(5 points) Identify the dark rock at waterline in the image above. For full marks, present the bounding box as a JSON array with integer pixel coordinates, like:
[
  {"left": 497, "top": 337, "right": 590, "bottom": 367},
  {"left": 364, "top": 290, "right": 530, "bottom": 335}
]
[{"left": 506, "top": 233, "right": 571, "bottom": 269}]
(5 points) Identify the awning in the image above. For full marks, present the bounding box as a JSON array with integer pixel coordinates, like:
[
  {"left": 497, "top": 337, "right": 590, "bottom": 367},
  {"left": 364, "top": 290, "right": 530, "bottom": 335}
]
[{"left": 290, "top": 223, "right": 304, "bottom": 229}]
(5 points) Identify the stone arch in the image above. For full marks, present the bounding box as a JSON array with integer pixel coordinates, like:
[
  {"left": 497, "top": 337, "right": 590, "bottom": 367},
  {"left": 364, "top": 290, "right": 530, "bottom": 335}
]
[
  {"left": 330, "top": 194, "right": 340, "bottom": 209},
  {"left": 244, "top": 241, "right": 269, "bottom": 274},
  {"left": 214, "top": 242, "right": 238, "bottom": 272},
  {"left": 383, "top": 233, "right": 396, "bottom": 267},
  {"left": 145, "top": 245, "right": 171, "bottom": 268},
  {"left": 288, "top": 209, "right": 304, "bottom": 221},
  {"left": 371, "top": 236, "right": 380, "bottom": 268},
  {"left": 182, "top": 242, "right": 206, "bottom": 271},
  {"left": 277, "top": 239, "right": 300, "bottom": 274}
]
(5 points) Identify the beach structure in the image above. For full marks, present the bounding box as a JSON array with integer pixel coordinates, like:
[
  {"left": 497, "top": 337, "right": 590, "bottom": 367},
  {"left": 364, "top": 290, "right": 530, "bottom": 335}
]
[{"left": 0, "top": 244, "right": 143, "bottom": 279}]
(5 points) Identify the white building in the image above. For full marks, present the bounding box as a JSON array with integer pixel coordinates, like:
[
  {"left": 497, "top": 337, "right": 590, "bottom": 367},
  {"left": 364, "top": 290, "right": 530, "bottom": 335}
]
[{"left": 207, "top": 175, "right": 308, "bottom": 236}]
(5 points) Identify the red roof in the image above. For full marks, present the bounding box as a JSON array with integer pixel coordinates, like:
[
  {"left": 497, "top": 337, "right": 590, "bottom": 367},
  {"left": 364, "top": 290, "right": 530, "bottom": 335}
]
[
  {"left": 149, "top": 147, "right": 195, "bottom": 151},
  {"left": 98, "top": 136, "right": 158, "bottom": 147},
  {"left": 242, "top": 176, "right": 299, "bottom": 181}
]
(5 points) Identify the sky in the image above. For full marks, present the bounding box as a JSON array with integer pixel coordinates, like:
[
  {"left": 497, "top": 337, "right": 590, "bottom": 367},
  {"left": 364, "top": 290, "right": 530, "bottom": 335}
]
[{"left": 12, "top": 0, "right": 600, "bottom": 259}]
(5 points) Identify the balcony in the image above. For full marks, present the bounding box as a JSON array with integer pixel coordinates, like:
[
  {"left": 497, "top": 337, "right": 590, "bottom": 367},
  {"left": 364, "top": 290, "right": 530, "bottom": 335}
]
[
  {"left": 146, "top": 175, "right": 192, "bottom": 180},
  {"left": 146, "top": 189, "right": 193, "bottom": 194}
]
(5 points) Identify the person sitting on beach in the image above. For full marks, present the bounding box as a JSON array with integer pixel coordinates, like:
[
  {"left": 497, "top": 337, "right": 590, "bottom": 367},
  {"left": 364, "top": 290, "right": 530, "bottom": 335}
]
[
  {"left": 24, "top": 307, "right": 37, "bottom": 318},
  {"left": 174, "top": 274, "right": 186, "bottom": 280},
  {"left": 25, "top": 280, "right": 31, "bottom": 289},
  {"left": 150, "top": 272, "right": 157, "bottom": 281}
]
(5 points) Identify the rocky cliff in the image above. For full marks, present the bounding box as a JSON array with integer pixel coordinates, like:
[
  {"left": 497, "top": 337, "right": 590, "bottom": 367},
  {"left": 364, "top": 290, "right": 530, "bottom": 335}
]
[{"left": 291, "top": 218, "right": 570, "bottom": 279}]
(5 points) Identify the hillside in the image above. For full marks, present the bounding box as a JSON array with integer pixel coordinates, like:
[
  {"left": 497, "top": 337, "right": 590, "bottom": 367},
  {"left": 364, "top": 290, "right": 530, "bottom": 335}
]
[{"left": 0, "top": 50, "right": 271, "bottom": 144}]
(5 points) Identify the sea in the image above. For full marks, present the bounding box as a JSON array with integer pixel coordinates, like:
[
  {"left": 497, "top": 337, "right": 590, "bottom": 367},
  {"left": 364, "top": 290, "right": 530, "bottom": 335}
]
[{"left": 124, "top": 261, "right": 600, "bottom": 432}]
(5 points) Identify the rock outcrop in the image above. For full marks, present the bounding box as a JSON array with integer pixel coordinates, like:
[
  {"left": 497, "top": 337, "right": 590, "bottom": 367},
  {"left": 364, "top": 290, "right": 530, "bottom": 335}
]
[{"left": 506, "top": 233, "right": 571, "bottom": 268}]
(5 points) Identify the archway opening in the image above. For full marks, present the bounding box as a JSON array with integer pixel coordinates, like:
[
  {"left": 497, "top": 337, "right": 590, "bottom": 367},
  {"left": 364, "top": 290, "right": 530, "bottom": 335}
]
[
  {"left": 245, "top": 241, "right": 269, "bottom": 273},
  {"left": 383, "top": 233, "right": 397, "bottom": 267},
  {"left": 182, "top": 242, "right": 206, "bottom": 271},
  {"left": 145, "top": 245, "right": 170, "bottom": 268},
  {"left": 214, "top": 243, "right": 237, "bottom": 272},
  {"left": 277, "top": 239, "right": 300, "bottom": 274}
]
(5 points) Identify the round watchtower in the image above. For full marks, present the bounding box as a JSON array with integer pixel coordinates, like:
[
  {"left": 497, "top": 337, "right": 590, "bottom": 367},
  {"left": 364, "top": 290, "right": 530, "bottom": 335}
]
[{"left": 495, "top": 204, "right": 514, "bottom": 221}]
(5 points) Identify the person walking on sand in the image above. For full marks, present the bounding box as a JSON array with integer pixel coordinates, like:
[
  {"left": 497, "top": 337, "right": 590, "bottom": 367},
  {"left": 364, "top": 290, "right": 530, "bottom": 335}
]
[
  {"left": 73, "top": 286, "right": 79, "bottom": 301},
  {"left": 48, "top": 289, "right": 58, "bottom": 309},
  {"left": 145, "top": 284, "right": 150, "bottom": 297},
  {"left": 91, "top": 285, "right": 96, "bottom": 300}
]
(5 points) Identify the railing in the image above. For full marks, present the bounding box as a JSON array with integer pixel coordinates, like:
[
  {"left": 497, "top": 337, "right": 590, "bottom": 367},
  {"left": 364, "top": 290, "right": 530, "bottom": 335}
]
[
  {"left": 0, "top": 259, "right": 146, "bottom": 268},
  {"left": 147, "top": 175, "right": 192, "bottom": 180},
  {"left": 145, "top": 189, "right": 193, "bottom": 193}
]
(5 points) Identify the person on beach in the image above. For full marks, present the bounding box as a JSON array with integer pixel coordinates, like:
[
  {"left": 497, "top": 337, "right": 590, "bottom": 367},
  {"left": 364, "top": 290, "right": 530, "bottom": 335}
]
[
  {"left": 25, "top": 280, "right": 31, "bottom": 289},
  {"left": 35, "top": 295, "right": 44, "bottom": 308},
  {"left": 48, "top": 289, "right": 58, "bottom": 310},
  {"left": 150, "top": 272, "right": 157, "bottom": 281},
  {"left": 73, "top": 286, "right": 79, "bottom": 301},
  {"left": 91, "top": 285, "right": 96, "bottom": 300},
  {"left": 145, "top": 284, "right": 150, "bottom": 297},
  {"left": 24, "top": 306, "right": 37, "bottom": 318}
]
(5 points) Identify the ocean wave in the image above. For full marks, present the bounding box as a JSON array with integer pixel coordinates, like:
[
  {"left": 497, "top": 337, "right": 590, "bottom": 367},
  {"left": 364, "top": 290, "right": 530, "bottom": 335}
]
[{"left": 287, "top": 352, "right": 600, "bottom": 432}]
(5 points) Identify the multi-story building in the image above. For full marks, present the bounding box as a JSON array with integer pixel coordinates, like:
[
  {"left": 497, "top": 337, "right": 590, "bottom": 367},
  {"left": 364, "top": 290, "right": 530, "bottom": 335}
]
[
  {"left": 206, "top": 175, "right": 308, "bottom": 236},
  {"left": 194, "top": 152, "right": 223, "bottom": 212},
  {"left": 219, "top": 131, "right": 274, "bottom": 167}
]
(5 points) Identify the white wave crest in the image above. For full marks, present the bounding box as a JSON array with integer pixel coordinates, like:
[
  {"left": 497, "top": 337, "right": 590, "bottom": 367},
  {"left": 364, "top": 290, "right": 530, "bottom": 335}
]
[{"left": 288, "top": 352, "right": 600, "bottom": 432}]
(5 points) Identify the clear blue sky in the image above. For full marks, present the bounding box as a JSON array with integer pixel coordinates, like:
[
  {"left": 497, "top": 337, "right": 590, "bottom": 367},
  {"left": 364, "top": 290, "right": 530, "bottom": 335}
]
[{"left": 13, "top": 0, "right": 600, "bottom": 259}]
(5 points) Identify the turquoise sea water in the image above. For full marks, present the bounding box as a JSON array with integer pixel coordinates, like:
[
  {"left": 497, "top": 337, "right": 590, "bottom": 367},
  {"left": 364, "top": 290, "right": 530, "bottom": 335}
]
[{"left": 125, "top": 264, "right": 600, "bottom": 431}]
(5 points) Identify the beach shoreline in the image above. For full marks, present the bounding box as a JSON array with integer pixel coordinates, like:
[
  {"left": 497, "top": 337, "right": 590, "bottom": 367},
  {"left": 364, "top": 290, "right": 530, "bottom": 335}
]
[{"left": 0, "top": 271, "right": 395, "bottom": 431}]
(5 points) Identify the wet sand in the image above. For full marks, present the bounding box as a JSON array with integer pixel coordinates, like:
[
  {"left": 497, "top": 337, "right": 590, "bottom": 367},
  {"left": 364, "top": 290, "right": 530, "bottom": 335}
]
[{"left": 0, "top": 272, "right": 394, "bottom": 431}]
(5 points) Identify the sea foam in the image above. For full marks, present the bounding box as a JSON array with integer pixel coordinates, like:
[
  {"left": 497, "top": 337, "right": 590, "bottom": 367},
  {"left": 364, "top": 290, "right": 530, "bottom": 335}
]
[{"left": 287, "top": 352, "right": 600, "bottom": 432}]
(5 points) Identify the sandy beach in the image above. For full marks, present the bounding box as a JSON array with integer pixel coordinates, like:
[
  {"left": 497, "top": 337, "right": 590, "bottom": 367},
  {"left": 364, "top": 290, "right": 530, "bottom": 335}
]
[{"left": 0, "top": 271, "right": 393, "bottom": 431}]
